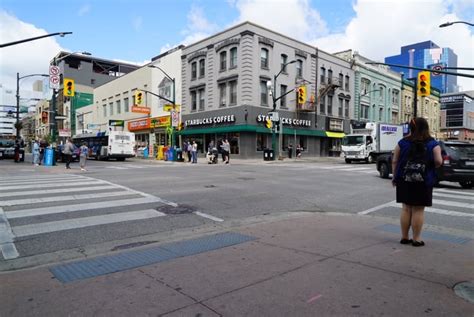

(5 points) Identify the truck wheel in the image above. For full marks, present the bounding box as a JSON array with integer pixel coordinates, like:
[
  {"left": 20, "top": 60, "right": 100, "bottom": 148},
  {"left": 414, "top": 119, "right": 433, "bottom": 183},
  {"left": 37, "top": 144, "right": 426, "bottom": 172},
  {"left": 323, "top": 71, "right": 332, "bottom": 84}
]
[
  {"left": 379, "top": 162, "right": 389, "bottom": 179},
  {"left": 345, "top": 159, "right": 352, "bottom": 164},
  {"left": 366, "top": 155, "right": 374, "bottom": 164},
  {"left": 460, "top": 181, "right": 473, "bottom": 189}
]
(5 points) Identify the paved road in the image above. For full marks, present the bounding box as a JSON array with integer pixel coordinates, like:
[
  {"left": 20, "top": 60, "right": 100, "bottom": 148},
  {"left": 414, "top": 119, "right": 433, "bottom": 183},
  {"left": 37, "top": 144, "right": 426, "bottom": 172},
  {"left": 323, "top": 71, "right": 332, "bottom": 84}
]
[{"left": 1, "top": 157, "right": 472, "bottom": 269}]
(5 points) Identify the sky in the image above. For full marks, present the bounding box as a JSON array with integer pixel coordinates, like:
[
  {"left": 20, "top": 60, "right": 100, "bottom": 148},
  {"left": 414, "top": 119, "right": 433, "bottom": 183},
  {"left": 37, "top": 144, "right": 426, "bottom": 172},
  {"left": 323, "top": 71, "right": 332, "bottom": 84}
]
[{"left": 1, "top": 0, "right": 473, "bottom": 93}]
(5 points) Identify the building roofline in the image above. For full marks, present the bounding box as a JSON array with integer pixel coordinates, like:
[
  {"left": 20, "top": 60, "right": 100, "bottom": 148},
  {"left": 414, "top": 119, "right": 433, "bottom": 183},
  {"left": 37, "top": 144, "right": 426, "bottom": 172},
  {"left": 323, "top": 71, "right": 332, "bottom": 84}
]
[{"left": 50, "top": 51, "right": 141, "bottom": 68}]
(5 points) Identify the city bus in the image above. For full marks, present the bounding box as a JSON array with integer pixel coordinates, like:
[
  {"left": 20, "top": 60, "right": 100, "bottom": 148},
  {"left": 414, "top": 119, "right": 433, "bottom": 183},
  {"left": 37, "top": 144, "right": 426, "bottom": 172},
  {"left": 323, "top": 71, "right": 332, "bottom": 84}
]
[{"left": 73, "top": 130, "right": 135, "bottom": 161}]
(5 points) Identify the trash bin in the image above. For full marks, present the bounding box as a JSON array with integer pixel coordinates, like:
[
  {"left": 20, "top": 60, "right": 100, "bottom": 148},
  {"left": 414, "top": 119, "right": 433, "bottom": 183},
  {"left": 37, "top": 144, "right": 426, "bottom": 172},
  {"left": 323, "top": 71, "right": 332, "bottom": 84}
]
[
  {"left": 143, "top": 147, "right": 149, "bottom": 159},
  {"left": 157, "top": 145, "right": 164, "bottom": 160},
  {"left": 176, "top": 148, "right": 184, "bottom": 162},
  {"left": 263, "top": 149, "right": 274, "bottom": 161},
  {"left": 166, "top": 148, "right": 174, "bottom": 161},
  {"left": 43, "top": 148, "right": 54, "bottom": 166}
]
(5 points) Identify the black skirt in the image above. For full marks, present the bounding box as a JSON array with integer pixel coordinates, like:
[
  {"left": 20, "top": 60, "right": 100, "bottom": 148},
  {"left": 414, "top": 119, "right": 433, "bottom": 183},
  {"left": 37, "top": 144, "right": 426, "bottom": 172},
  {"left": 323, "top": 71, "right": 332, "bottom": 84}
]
[{"left": 396, "top": 181, "right": 433, "bottom": 206}]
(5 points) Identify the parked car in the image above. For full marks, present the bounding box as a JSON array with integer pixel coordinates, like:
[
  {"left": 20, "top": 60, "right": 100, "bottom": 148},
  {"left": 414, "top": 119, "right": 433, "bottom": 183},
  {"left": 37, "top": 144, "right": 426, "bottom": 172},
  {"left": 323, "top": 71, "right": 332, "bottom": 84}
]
[{"left": 376, "top": 141, "right": 474, "bottom": 188}]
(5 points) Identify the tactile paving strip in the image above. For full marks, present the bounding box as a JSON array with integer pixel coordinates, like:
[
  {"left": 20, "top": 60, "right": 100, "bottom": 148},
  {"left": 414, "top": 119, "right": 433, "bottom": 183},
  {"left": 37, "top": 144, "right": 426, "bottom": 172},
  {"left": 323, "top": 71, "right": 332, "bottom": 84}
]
[
  {"left": 375, "top": 224, "right": 472, "bottom": 244},
  {"left": 50, "top": 232, "right": 256, "bottom": 283}
]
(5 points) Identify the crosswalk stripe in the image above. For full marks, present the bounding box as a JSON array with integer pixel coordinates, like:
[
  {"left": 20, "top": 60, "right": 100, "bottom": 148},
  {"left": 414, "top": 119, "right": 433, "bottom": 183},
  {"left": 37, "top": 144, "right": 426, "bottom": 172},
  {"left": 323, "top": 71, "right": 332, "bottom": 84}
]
[
  {"left": 433, "top": 192, "right": 474, "bottom": 201},
  {"left": 386, "top": 202, "right": 474, "bottom": 217},
  {"left": 105, "top": 166, "right": 128, "bottom": 170},
  {"left": 0, "top": 191, "right": 134, "bottom": 207},
  {"left": 432, "top": 199, "right": 473, "bottom": 209},
  {"left": 6, "top": 197, "right": 164, "bottom": 219},
  {"left": 0, "top": 180, "right": 107, "bottom": 191},
  {"left": 435, "top": 188, "right": 474, "bottom": 196},
  {"left": 124, "top": 164, "right": 145, "bottom": 169},
  {"left": 0, "top": 174, "right": 83, "bottom": 182},
  {"left": 0, "top": 185, "right": 118, "bottom": 198},
  {"left": 0, "top": 178, "right": 88, "bottom": 187},
  {"left": 12, "top": 209, "right": 166, "bottom": 237}
]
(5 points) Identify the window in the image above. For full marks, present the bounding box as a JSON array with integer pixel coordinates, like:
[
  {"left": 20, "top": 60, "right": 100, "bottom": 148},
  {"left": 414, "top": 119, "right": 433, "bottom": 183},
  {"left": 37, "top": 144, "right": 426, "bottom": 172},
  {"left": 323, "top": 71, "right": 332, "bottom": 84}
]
[
  {"left": 345, "top": 75, "right": 350, "bottom": 91},
  {"left": 191, "top": 91, "right": 197, "bottom": 111},
  {"left": 320, "top": 67, "right": 326, "bottom": 84},
  {"left": 361, "top": 79, "right": 370, "bottom": 94},
  {"left": 199, "top": 59, "right": 205, "bottom": 77},
  {"left": 281, "top": 54, "right": 288, "bottom": 72},
  {"left": 219, "top": 83, "right": 227, "bottom": 107},
  {"left": 379, "top": 108, "right": 383, "bottom": 121},
  {"left": 109, "top": 102, "right": 114, "bottom": 116},
  {"left": 361, "top": 104, "right": 369, "bottom": 119},
  {"left": 191, "top": 62, "right": 197, "bottom": 80},
  {"left": 339, "top": 73, "right": 344, "bottom": 87},
  {"left": 280, "top": 85, "right": 287, "bottom": 108},
  {"left": 392, "top": 89, "right": 399, "bottom": 104},
  {"left": 230, "top": 48, "right": 237, "bottom": 68},
  {"left": 220, "top": 51, "right": 227, "bottom": 71},
  {"left": 198, "top": 89, "right": 205, "bottom": 110},
  {"left": 124, "top": 98, "right": 129, "bottom": 112},
  {"left": 116, "top": 100, "right": 121, "bottom": 114},
  {"left": 338, "top": 98, "right": 343, "bottom": 117},
  {"left": 320, "top": 96, "right": 326, "bottom": 114},
  {"left": 379, "top": 86, "right": 384, "bottom": 101},
  {"left": 328, "top": 69, "right": 333, "bottom": 84},
  {"left": 344, "top": 99, "right": 349, "bottom": 117},
  {"left": 260, "top": 48, "right": 269, "bottom": 69},
  {"left": 229, "top": 81, "right": 237, "bottom": 105},
  {"left": 296, "top": 59, "right": 303, "bottom": 77},
  {"left": 327, "top": 95, "right": 333, "bottom": 114},
  {"left": 103, "top": 104, "right": 107, "bottom": 117},
  {"left": 256, "top": 133, "right": 268, "bottom": 151},
  {"left": 260, "top": 80, "right": 268, "bottom": 105}
]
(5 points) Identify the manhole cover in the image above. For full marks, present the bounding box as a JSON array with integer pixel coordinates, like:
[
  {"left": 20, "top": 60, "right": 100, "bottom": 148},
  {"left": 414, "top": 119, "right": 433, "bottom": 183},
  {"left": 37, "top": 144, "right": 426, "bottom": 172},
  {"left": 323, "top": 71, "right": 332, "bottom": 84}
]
[
  {"left": 454, "top": 281, "right": 474, "bottom": 304},
  {"left": 237, "top": 177, "right": 255, "bottom": 181},
  {"left": 156, "top": 204, "right": 196, "bottom": 215}
]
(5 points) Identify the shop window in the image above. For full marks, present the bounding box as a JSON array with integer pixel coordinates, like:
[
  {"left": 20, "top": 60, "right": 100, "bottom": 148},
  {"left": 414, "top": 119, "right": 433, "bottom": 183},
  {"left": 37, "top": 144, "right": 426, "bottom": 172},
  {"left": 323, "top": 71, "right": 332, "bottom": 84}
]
[{"left": 256, "top": 133, "right": 268, "bottom": 151}]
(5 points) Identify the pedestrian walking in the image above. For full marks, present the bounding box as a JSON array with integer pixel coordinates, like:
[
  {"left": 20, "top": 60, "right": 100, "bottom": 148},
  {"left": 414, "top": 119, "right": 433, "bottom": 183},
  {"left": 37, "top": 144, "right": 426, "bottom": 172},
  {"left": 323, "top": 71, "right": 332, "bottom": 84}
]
[
  {"left": 187, "top": 141, "right": 193, "bottom": 162},
  {"left": 191, "top": 141, "right": 198, "bottom": 163},
  {"left": 62, "top": 138, "right": 75, "bottom": 169},
  {"left": 32, "top": 140, "right": 40, "bottom": 166},
  {"left": 220, "top": 139, "right": 230, "bottom": 164},
  {"left": 79, "top": 142, "right": 89, "bottom": 171},
  {"left": 296, "top": 144, "right": 302, "bottom": 158},
  {"left": 14, "top": 139, "right": 21, "bottom": 163},
  {"left": 288, "top": 143, "right": 293, "bottom": 159},
  {"left": 391, "top": 117, "right": 442, "bottom": 247}
]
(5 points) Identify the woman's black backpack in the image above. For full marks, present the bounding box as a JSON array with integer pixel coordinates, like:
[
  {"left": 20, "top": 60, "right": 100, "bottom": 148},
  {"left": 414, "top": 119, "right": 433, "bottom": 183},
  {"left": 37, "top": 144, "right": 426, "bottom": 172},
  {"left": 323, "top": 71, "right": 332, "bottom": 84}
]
[{"left": 402, "top": 141, "right": 428, "bottom": 183}]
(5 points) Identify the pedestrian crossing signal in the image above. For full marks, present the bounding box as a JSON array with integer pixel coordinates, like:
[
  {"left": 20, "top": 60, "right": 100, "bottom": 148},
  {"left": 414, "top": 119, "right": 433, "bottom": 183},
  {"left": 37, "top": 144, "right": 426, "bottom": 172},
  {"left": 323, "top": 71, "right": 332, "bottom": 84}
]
[{"left": 63, "top": 78, "right": 75, "bottom": 97}]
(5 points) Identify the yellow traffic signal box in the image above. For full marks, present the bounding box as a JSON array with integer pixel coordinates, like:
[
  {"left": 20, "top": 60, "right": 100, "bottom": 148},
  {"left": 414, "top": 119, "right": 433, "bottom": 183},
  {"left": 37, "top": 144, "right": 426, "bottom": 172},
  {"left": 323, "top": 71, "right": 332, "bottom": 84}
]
[
  {"left": 297, "top": 85, "right": 306, "bottom": 104},
  {"left": 417, "top": 71, "right": 430, "bottom": 97},
  {"left": 134, "top": 90, "right": 143, "bottom": 105},
  {"left": 63, "top": 78, "right": 75, "bottom": 97}
]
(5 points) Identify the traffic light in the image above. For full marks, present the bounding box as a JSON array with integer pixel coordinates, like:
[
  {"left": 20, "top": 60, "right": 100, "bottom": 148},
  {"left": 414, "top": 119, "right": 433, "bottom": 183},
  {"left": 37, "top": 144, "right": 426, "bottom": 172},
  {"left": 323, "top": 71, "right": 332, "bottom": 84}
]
[
  {"left": 417, "top": 71, "right": 430, "bottom": 97},
  {"left": 297, "top": 85, "right": 307, "bottom": 104},
  {"left": 41, "top": 111, "right": 48, "bottom": 124},
  {"left": 135, "top": 90, "right": 143, "bottom": 105},
  {"left": 265, "top": 118, "right": 273, "bottom": 130},
  {"left": 177, "top": 122, "right": 184, "bottom": 131},
  {"left": 63, "top": 78, "right": 75, "bottom": 97}
]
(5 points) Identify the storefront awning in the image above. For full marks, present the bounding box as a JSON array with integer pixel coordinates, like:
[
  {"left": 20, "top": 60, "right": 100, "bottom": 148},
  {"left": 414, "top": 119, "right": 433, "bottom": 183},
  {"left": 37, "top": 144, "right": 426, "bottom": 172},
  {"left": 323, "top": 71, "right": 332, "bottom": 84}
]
[
  {"left": 325, "top": 131, "right": 346, "bottom": 138},
  {"left": 177, "top": 124, "right": 327, "bottom": 137}
]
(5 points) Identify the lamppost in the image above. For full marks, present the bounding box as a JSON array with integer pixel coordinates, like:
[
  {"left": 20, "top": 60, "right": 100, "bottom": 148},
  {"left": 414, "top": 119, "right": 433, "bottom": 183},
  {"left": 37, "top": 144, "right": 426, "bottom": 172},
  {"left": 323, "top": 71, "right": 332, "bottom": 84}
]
[
  {"left": 357, "top": 89, "right": 380, "bottom": 121},
  {"left": 148, "top": 65, "right": 176, "bottom": 159},
  {"left": 0, "top": 32, "right": 72, "bottom": 48},
  {"left": 439, "top": 21, "right": 474, "bottom": 27},
  {"left": 50, "top": 51, "right": 91, "bottom": 142},
  {"left": 269, "top": 59, "right": 297, "bottom": 156}
]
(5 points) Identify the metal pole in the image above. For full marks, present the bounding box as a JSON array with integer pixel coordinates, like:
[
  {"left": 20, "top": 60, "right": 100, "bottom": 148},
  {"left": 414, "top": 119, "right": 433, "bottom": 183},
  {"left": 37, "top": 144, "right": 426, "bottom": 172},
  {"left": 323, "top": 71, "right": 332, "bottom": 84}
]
[
  {"left": 16, "top": 72, "right": 20, "bottom": 140},
  {"left": 272, "top": 75, "right": 277, "bottom": 158},
  {"left": 413, "top": 79, "right": 418, "bottom": 118}
]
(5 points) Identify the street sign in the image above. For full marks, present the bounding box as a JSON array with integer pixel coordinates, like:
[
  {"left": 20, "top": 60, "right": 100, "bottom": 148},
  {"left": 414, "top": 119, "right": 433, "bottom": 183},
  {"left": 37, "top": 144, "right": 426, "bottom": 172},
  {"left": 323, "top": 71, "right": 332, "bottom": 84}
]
[
  {"left": 432, "top": 65, "right": 443, "bottom": 76},
  {"left": 109, "top": 120, "right": 124, "bottom": 127},
  {"left": 49, "top": 65, "right": 60, "bottom": 89},
  {"left": 55, "top": 116, "right": 67, "bottom": 120},
  {"left": 171, "top": 110, "right": 179, "bottom": 127},
  {"left": 131, "top": 106, "right": 151, "bottom": 114}
]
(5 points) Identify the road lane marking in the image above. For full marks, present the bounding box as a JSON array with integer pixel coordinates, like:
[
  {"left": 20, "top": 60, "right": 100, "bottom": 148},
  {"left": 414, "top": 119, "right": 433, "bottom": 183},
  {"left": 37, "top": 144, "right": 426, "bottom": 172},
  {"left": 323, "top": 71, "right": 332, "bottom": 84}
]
[
  {"left": 424, "top": 207, "right": 474, "bottom": 217},
  {"left": 0, "top": 191, "right": 135, "bottom": 207},
  {"left": 358, "top": 201, "right": 396, "bottom": 215},
  {"left": 0, "top": 207, "right": 19, "bottom": 260},
  {"left": 0, "top": 185, "right": 118, "bottom": 198},
  {"left": 432, "top": 199, "right": 473, "bottom": 209},
  {"left": 359, "top": 201, "right": 474, "bottom": 217},
  {"left": 0, "top": 178, "right": 89, "bottom": 186},
  {"left": 435, "top": 188, "right": 474, "bottom": 196},
  {"left": 104, "top": 166, "right": 128, "bottom": 170},
  {"left": 12, "top": 209, "right": 166, "bottom": 237},
  {"left": 433, "top": 192, "right": 474, "bottom": 201},
  {"left": 194, "top": 211, "right": 224, "bottom": 222},
  {"left": 0, "top": 180, "right": 107, "bottom": 191}
]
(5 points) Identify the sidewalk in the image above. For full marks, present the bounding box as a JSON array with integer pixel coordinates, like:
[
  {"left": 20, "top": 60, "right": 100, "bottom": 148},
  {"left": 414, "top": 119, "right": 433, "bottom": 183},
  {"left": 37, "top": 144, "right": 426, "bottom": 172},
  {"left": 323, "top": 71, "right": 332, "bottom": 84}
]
[{"left": 1, "top": 212, "right": 472, "bottom": 316}]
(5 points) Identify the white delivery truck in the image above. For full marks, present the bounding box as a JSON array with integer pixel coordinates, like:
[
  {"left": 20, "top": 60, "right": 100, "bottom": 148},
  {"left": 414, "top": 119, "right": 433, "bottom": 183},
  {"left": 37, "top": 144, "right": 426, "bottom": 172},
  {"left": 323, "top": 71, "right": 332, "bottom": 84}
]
[{"left": 341, "top": 122, "right": 403, "bottom": 164}]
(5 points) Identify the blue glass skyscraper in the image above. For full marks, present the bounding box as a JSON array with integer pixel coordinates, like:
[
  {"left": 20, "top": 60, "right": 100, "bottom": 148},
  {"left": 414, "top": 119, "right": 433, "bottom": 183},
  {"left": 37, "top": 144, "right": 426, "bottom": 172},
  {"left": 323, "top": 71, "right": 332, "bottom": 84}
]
[{"left": 385, "top": 41, "right": 458, "bottom": 93}]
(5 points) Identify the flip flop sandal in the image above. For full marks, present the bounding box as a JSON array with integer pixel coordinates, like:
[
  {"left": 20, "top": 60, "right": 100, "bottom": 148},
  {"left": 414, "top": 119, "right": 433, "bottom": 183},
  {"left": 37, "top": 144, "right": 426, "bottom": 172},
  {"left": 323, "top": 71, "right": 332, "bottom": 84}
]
[
  {"left": 412, "top": 240, "right": 425, "bottom": 247},
  {"left": 400, "top": 239, "right": 413, "bottom": 244}
]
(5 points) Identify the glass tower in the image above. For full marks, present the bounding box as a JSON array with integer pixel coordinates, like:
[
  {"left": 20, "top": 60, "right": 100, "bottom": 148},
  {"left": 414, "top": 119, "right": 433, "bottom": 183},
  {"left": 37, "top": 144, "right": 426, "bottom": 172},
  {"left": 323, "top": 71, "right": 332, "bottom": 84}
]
[{"left": 385, "top": 41, "right": 458, "bottom": 93}]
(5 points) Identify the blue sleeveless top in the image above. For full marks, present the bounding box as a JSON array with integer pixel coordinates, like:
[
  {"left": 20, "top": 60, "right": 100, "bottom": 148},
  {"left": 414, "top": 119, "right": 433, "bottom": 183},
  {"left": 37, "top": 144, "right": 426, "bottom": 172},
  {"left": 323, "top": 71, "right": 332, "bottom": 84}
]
[{"left": 395, "top": 138, "right": 439, "bottom": 187}]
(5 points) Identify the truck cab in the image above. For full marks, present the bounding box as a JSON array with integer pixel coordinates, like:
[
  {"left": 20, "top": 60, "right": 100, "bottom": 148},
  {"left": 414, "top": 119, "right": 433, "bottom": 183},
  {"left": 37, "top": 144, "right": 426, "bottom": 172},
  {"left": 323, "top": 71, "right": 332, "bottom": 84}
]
[{"left": 341, "top": 134, "right": 374, "bottom": 163}]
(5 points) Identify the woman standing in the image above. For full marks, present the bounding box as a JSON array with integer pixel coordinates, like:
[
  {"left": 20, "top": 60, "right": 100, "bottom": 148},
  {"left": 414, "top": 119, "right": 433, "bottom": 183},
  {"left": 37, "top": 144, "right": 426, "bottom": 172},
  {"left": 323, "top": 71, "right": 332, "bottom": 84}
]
[{"left": 391, "top": 117, "right": 442, "bottom": 247}]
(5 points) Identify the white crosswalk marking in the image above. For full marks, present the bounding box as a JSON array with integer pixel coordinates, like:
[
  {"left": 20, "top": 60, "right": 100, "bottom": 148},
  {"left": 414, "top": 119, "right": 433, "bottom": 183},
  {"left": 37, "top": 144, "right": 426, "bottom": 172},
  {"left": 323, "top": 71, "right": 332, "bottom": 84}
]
[{"left": 358, "top": 188, "right": 474, "bottom": 218}]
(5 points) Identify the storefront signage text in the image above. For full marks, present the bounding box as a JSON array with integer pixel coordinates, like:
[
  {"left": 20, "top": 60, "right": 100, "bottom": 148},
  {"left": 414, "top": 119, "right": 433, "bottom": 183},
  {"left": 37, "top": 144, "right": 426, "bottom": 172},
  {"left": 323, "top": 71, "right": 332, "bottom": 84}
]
[
  {"left": 256, "top": 114, "right": 311, "bottom": 127},
  {"left": 128, "top": 118, "right": 150, "bottom": 131},
  {"left": 185, "top": 115, "right": 235, "bottom": 126},
  {"left": 131, "top": 106, "right": 151, "bottom": 114}
]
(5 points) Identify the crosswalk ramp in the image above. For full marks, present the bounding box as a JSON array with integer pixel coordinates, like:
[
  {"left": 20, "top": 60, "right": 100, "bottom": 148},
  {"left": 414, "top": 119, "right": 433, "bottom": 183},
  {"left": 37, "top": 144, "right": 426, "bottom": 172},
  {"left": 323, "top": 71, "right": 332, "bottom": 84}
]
[
  {"left": 0, "top": 174, "right": 221, "bottom": 260},
  {"left": 358, "top": 188, "right": 474, "bottom": 219}
]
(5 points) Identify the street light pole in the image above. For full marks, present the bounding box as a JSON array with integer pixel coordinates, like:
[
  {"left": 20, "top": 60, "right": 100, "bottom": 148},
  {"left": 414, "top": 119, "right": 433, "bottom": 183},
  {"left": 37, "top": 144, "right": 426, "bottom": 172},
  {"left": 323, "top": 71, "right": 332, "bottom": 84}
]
[
  {"left": 357, "top": 89, "right": 380, "bottom": 121},
  {"left": 271, "top": 60, "right": 297, "bottom": 157},
  {"left": 439, "top": 21, "right": 474, "bottom": 27},
  {"left": 0, "top": 32, "right": 72, "bottom": 48}
]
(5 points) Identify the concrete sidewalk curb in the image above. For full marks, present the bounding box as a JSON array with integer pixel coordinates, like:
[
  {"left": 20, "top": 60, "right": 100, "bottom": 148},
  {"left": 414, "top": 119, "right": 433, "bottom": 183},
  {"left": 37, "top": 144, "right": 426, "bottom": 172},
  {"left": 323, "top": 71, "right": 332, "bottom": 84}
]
[{"left": 1, "top": 212, "right": 472, "bottom": 316}]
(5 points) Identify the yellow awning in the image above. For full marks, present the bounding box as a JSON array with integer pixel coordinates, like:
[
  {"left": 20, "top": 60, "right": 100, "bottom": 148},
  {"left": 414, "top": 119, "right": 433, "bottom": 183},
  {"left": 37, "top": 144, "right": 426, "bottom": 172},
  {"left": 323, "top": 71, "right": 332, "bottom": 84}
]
[{"left": 326, "top": 132, "right": 345, "bottom": 138}]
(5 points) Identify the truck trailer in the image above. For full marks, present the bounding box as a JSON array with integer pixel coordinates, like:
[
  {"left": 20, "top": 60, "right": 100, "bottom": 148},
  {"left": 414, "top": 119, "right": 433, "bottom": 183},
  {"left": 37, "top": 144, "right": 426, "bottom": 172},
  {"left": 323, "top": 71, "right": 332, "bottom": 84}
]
[{"left": 341, "top": 122, "right": 403, "bottom": 163}]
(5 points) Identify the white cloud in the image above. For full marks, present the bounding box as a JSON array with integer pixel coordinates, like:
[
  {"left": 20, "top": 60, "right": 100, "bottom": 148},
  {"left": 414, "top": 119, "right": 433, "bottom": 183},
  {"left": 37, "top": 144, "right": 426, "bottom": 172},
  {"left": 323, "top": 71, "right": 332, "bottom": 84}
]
[
  {"left": 78, "top": 4, "right": 91, "bottom": 17},
  {"left": 0, "top": 11, "right": 64, "bottom": 91},
  {"left": 132, "top": 16, "right": 143, "bottom": 31},
  {"left": 312, "top": 0, "right": 474, "bottom": 91}
]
